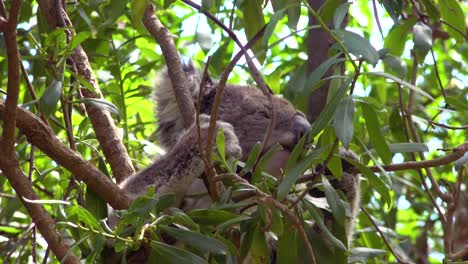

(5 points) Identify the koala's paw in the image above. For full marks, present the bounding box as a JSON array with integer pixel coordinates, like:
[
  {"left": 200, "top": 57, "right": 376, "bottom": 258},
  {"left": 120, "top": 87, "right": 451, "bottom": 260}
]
[{"left": 199, "top": 114, "right": 242, "bottom": 159}]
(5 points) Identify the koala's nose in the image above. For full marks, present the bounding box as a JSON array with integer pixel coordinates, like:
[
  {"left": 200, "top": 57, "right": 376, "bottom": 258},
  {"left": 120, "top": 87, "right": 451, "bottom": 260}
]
[{"left": 293, "top": 114, "right": 311, "bottom": 142}]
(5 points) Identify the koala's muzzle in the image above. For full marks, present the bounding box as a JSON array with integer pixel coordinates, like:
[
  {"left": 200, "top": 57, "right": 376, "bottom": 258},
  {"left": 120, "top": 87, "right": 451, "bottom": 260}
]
[{"left": 292, "top": 114, "right": 311, "bottom": 145}]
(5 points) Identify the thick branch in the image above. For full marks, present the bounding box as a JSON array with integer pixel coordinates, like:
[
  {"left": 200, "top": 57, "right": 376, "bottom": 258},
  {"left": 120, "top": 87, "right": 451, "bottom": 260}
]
[
  {"left": 0, "top": 101, "right": 131, "bottom": 210},
  {"left": 0, "top": 159, "right": 80, "bottom": 264},
  {"left": 142, "top": 4, "right": 195, "bottom": 128},
  {"left": 0, "top": 1, "right": 79, "bottom": 262},
  {"left": 36, "top": 0, "right": 135, "bottom": 184}
]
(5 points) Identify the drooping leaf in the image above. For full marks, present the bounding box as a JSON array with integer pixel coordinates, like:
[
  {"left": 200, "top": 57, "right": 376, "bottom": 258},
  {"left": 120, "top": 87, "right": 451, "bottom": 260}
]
[
  {"left": 187, "top": 209, "right": 239, "bottom": 225},
  {"left": 161, "top": 226, "right": 229, "bottom": 255},
  {"left": 287, "top": 0, "right": 301, "bottom": 30},
  {"left": 263, "top": 10, "right": 285, "bottom": 47},
  {"left": 384, "top": 17, "right": 417, "bottom": 56},
  {"left": 332, "top": 29, "right": 379, "bottom": 66},
  {"left": 39, "top": 78, "right": 63, "bottom": 115},
  {"left": 72, "top": 98, "right": 121, "bottom": 121},
  {"left": 277, "top": 146, "right": 327, "bottom": 200},
  {"left": 333, "top": 2, "right": 351, "bottom": 29},
  {"left": 240, "top": 0, "right": 266, "bottom": 63},
  {"left": 319, "top": 0, "right": 342, "bottom": 23},
  {"left": 382, "top": 0, "right": 402, "bottom": 24},
  {"left": 70, "top": 31, "right": 91, "bottom": 51},
  {"left": 150, "top": 241, "right": 208, "bottom": 264},
  {"left": 334, "top": 95, "right": 354, "bottom": 148},
  {"left": 420, "top": 0, "right": 440, "bottom": 21},
  {"left": 303, "top": 200, "right": 347, "bottom": 251},
  {"left": 439, "top": 0, "right": 466, "bottom": 43},
  {"left": 413, "top": 22, "right": 432, "bottom": 61},
  {"left": 322, "top": 176, "right": 346, "bottom": 227},
  {"left": 276, "top": 223, "right": 297, "bottom": 264},
  {"left": 382, "top": 54, "right": 407, "bottom": 79},
  {"left": 309, "top": 77, "right": 352, "bottom": 138},
  {"left": 361, "top": 103, "right": 392, "bottom": 165}
]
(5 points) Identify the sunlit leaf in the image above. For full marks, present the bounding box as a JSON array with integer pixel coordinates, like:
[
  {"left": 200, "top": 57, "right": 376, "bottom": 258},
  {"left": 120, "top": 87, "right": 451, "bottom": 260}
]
[
  {"left": 361, "top": 103, "right": 392, "bottom": 165},
  {"left": 384, "top": 17, "right": 417, "bottom": 56}
]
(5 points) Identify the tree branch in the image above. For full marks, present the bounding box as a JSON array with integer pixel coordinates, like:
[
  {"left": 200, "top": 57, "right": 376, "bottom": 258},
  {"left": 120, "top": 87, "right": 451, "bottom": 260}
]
[
  {"left": 142, "top": 4, "right": 196, "bottom": 129},
  {"left": 0, "top": 1, "right": 80, "bottom": 262},
  {"left": 36, "top": 0, "right": 135, "bottom": 184},
  {"left": 0, "top": 101, "right": 131, "bottom": 210}
]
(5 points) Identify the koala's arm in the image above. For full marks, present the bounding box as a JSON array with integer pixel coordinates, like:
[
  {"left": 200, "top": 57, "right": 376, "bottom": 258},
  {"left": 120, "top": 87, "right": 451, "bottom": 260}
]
[{"left": 119, "top": 115, "right": 242, "bottom": 206}]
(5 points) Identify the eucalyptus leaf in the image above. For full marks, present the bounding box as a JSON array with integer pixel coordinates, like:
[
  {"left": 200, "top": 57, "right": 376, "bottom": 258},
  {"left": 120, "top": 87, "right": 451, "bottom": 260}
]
[{"left": 334, "top": 96, "right": 354, "bottom": 148}]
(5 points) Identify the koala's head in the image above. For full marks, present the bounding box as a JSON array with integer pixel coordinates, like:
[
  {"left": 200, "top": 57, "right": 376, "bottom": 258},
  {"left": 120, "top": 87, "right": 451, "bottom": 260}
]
[{"left": 201, "top": 84, "right": 311, "bottom": 177}]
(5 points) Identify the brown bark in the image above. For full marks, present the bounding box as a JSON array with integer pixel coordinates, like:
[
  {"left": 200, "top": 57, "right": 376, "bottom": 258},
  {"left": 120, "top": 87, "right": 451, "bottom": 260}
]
[
  {"left": 0, "top": 159, "right": 81, "bottom": 264},
  {"left": 0, "top": 1, "right": 80, "bottom": 262},
  {"left": 36, "top": 0, "right": 135, "bottom": 184},
  {"left": 306, "top": 0, "right": 345, "bottom": 122},
  {"left": 142, "top": 4, "right": 195, "bottom": 129},
  {"left": 0, "top": 101, "right": 131, "bottom": 210}
]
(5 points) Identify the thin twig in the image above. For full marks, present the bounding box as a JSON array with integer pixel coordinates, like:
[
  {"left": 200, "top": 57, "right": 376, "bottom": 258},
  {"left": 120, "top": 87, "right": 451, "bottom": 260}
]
[{"left": 361, "top": 206, "right": 411, "bottom": 264}]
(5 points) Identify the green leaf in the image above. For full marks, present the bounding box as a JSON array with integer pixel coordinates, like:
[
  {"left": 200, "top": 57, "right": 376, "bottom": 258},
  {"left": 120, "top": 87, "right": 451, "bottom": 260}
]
[
  {"left": 131, "top": 0, "right": 147, "bottom": 27},
  {"left": 309, "top": 77, "right": 352, "bottom": 138},
  {"left": 382, "top": 54, "right": 408, "bottom": 79},
  {"left": 349, "top": 160, "right": 392, "bottom": 207},
  {"left": 70, "top": 31, "right": 91, "bottom": 51},
  {"left": 65, "top": 205, "right": 103, "bottom": 232},
  {"left": 333, "top": 2, "right": 350, "bottom": 29},
  {"left": 217, "top": 215, "right": 251, "bottom": 233},
  {"left": 85, "top": 189, "right": 107, "bottom": 221},
  {"left": 303, "top": 53, "right": 345, "bottom": 94},
  {"left": 241, "top": 0, "right": 266, "bottom": 64},
  {"left": 216, "top": 129, "right": 226, "bottom": 162},
  {"left": 249, "top": 223, "right": 270, "bottom": 263},
  {"left": 439, "top": 0, "right": 466, "bottom": 43},
  {"left": 388, "top": 143, "right": 428, "bottom": 153},
  {"left": 263, "top": 10, "right": 285, "bottom": 47},
  {"left": 187, "top": 209, "right": 239, "bottom": 225},
  {"left": 303, "top": 200, "right": 347, "bottom": 251},
  {"left": 277, "top": 146, "right": 327, "bottom": 200},
  {"left": 287, "top": 0, "right": 301, "bottom": 30},
  {"left": 384, "top": 17, "right": 417, "bottom": 56},
  {"left": 332, "top": 29, "right": 379, "bottom": 66},
  {"left": 150, "top": 241, "right": 208, "bottom": 264},
  {"left": 319, "top": 0, "right": 342, "bottom": 23},
  {"left": 413, "top": 22, "right": 432, "bottom": 60},
  {"left": 276, "top": 224, "right": 297, "bottom": 264},
  {"left": 382, "top": 0, "right": 402, "bottom": 24},
  {"left": 240, "top": 142, "right": 262, "bottom": 175},
  {"left": 322, "top": 176, "right": 346, "bottom": 227},
  {"left": 161, "top": 226, "right": 229, "bottom": 255},
  {"left": 361, "top": 71, "right": 434, "bottom": 100},
  {"left": 334, "top": 96, "right": 354, "bottom": 148},
  {"left": 39, "top": 78, "right": 63, "bottom": 115},
  {"left": 286, "top": 134, "right": 306, "bottom": 171},
  {"left": 361, "top": 103, "right": 392, "bottom": 165},
  {"left": 101, "top": 0, "right": 127, "bottom": 27},
  {"left": 72, "top": 98, "right": 121, "bottom": 120},
  {"left": 420, "top": 0, "right": 440, "bottom": 21}
]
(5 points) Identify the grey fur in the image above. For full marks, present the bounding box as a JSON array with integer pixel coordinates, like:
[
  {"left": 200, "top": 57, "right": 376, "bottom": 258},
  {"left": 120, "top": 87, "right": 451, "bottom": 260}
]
[{"left": 118, "top": 64, "right": 361, "bottom": 261}]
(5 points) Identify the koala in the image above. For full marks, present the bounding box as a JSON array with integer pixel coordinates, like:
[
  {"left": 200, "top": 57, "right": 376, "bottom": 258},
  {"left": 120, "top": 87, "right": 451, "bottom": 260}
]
[{"left": 116, "top": 62, "right": 361, "bottom": 263}]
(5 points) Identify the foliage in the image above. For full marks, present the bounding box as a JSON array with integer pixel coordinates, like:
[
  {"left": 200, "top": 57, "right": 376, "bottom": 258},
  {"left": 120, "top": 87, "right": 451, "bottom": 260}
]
[{"left": 0, "top": 0, "right": 467, "bottom": 263}]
